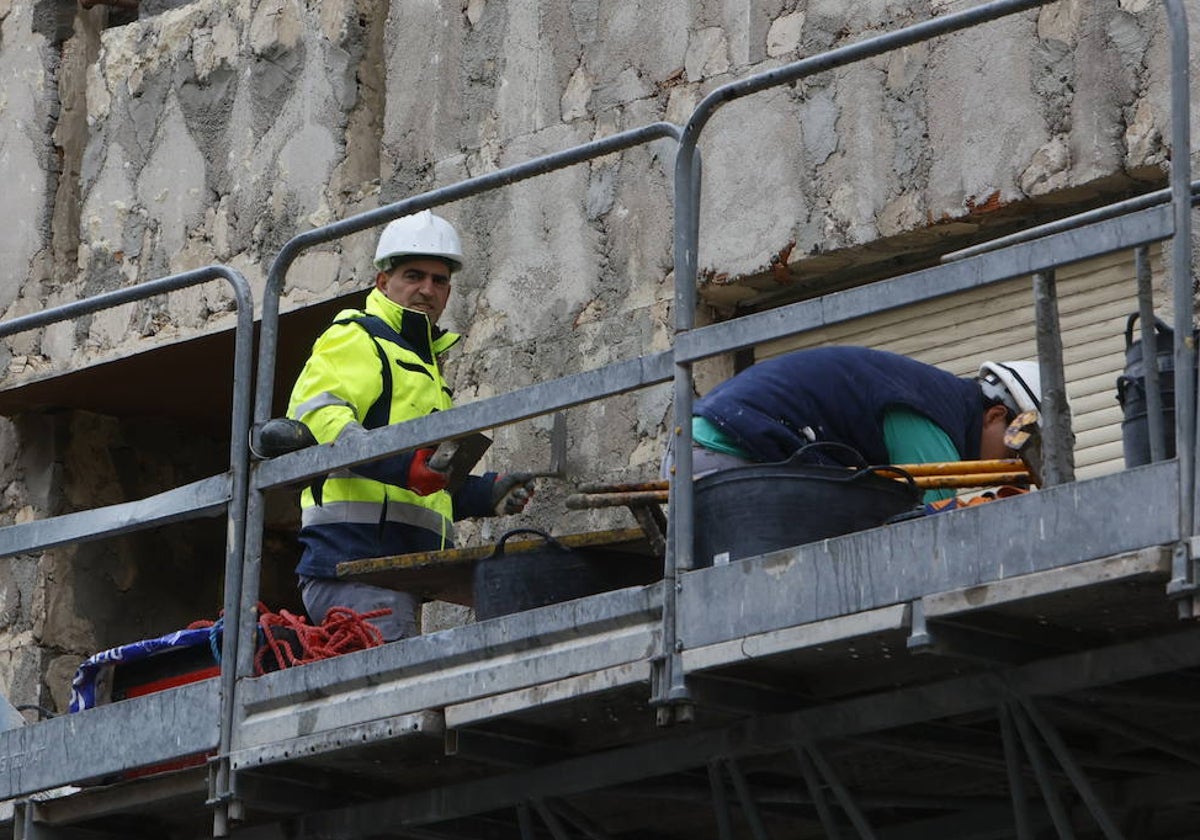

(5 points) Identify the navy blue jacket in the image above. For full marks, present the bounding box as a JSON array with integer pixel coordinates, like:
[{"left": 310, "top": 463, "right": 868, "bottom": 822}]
[{"left": 693, "top": 346, "right": 985, "bottom": 465}]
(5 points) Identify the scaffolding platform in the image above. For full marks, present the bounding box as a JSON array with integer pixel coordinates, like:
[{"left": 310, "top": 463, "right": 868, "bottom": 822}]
[
  {"left": 7, "top": 461, "right": 1199, "bottom": 838},
  {"left": 3, "top": 1, "right": 1200, "bottom": 836}
]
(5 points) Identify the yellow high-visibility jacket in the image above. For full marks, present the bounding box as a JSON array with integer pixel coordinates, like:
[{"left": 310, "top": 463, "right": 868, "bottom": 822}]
[{"left": 287, "top": 289, "right": 495, "bottom": 578}]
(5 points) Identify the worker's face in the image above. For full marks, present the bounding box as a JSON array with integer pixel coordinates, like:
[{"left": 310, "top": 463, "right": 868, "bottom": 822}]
[
  {"left": 375, "top": 257, "right": 453, "bottom": 324},
  {"left": 978, "top": 404, "right": 1013, "bottom": 460}
]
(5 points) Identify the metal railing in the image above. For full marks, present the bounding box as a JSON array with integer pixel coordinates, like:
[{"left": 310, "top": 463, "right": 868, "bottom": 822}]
[
  {"left": 229, "top": 0, "right": 1196, "bottom": 812},
  {"left": 0, "top": 266, "right": 254, "bottom": 807},
  {"left": 0, "top": 0, "right": 1194, "bottom": 833},
  {"left": 223, "top": 122, "right": 684, "bottom": 830}
]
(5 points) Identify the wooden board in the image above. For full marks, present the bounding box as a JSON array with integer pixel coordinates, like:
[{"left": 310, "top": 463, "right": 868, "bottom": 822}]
[{"left": 335, "top": 527, "right": 655, "bottom": 606}]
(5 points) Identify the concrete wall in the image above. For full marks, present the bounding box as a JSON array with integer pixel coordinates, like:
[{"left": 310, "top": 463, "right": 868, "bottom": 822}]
[{"left": 0, "top": 0, "right": 1192, "bottom": 710}]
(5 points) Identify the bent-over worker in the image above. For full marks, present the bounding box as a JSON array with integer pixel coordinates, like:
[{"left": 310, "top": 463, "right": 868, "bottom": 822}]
[
  {"left": 665, "top": 346, "right": 1044, "bottom": 501},
  {"left": 287, "top": 210, "right": 535, "bottom": 641}
]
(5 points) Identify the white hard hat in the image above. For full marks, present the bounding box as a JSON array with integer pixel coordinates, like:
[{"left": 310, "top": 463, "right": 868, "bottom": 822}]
[
  {"left": 373, "top": 210, "right": 464, "bottom": 272},
  {"left": 978, "top": 360, "right": 1042, "bottom": 415}
]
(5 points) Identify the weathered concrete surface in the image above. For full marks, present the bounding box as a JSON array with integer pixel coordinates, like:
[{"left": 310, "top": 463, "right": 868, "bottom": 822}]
[
  {"left": 2, "top": 0, "right": 1189, "bottom": 389},
  {"left": 0, "top": 0, "right": 1197, "bottom": 707},
  {"left": 0, "top": 415, "right": 47, "bottom": 718},
  {"left": 0, "top": 2, "right": 62, "bottom": 321},
  {"left": 0, "top": 409, "right": 234, "bottom": 714}
]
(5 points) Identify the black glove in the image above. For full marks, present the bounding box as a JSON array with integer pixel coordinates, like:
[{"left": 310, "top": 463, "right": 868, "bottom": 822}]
[{"left": 491, "top": 473, "right": 536, "bottom": 515}]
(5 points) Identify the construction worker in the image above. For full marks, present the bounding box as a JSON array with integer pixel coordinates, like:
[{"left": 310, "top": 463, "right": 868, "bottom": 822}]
[
  {"left": 286, "top": 210, "right": 535, "bottom": 641},
  {"left": 665, "top": 346, "right": 1042, "bottom": 500}
]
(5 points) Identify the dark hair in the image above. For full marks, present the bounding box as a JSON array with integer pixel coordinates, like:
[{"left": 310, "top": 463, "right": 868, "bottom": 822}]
[{"left": 978, "top": 383, "right": 1016, "bottom": 423}]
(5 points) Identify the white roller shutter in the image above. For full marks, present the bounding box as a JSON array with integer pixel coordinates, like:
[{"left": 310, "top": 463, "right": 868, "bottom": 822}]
[{"left": 756, "top": 247, "right": 1164, "bottom": 479}]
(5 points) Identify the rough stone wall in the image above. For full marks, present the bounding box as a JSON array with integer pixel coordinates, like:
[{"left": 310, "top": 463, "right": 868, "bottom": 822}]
[
  {"left": 0, "top": 2, "right": 69, "bottom": 327},
  {"left": 0, "top": 416, "right": 52, "bottom": 718},
  {"left": 0, "top": 0, "right": 1196, "bottom": 707},
  {"left": 4, "top": 0, "right": 1190, "bottom": 436},
  {"left": 0, "top": 410, "right": 230, "bottom": 716}
]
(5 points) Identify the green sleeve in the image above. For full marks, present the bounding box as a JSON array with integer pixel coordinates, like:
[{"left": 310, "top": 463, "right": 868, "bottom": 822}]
[
  {"left": 881, "top": 407, "right": 963, "bottom": 503},
  {"left": 692, "top": 416, "right": 753, "bottom": 458}
]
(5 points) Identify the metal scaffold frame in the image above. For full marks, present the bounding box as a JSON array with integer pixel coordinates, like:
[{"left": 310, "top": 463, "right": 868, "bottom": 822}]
[{"left": 2, "top": 0, "right": 1198, "bottom": 837}]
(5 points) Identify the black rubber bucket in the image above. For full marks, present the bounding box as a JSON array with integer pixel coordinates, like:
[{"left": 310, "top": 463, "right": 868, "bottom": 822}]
[
  {"left": 473, "top": 529, "right": 659, "bottom": 620},
  {"left": 693, "top": 445, "right": 920, "bottom": 568},
  {"left": 1116, "top": 313, "right": 1193, "bottom": 467}
]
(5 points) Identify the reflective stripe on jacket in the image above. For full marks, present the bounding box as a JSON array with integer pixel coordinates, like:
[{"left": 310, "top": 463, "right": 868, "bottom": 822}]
[{"left": 287, "top": 288, "right": 463, "bottom": 577}]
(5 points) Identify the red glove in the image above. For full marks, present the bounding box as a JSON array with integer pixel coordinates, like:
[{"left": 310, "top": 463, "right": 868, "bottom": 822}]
[{"left": 407, "top": 448, "right": 450, "bottom": 496}]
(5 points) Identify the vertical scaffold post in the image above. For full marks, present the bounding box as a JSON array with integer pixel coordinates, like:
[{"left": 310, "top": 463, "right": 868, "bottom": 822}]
[
  {"left": 657, "top": 133, "right": 702, "bottom": 723},
  {"left": 1135, "top": 246, "right": 1167, "bottom": 463},
  {"left": 1160, "top": 0, "right": 1196, "bottom": 615},
  {"left": 1032, "top": 269, "right": 1074, "bottom": 486}
]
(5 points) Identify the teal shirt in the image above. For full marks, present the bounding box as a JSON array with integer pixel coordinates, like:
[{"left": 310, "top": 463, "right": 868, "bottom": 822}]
[
  {"left": 693, "top": 416, "right": 752, "bottom": 458},
  {"left": 882, "top": 407, "right": 961, "bottom": 502}
]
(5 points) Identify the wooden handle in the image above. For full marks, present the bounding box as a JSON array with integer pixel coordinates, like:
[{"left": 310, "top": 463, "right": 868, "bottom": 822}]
[
  {"left": 573, "top": 460, "right": 1030, "bottom": 503},
  {"left": 912, "top": 472, "right": 1030, "bottom": 490},
  {"left": 566, "top": 490, "right": 668, "bottom": 509},
  {"left": 885, "top": 459, "right": 1027, "bottom": 477}
]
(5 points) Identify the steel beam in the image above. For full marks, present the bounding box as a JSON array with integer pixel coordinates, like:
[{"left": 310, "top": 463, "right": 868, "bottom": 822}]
[
  {"left": 290, "top": 627, "right": 1200, "bottom": 835},
  {"left": 532, "top": 800, "right": 570, "bottom": 840},
  {"left": 28, "top": 768, "right": 207, "bottom": 827},
  {"left": 793, "top": 747, "right": 842, "bottom": 840},
  {"left": 876, "top": 802, "right": 1048, "bottom": 840},
  {"left": 1016, "top": 698, "right": 1126, "bottom": 840},
  {"left": 16, "top": 803, "right": 121, "bottom": 840},
  {"left": 516, "top": 803, "right": 536, "bottom": 840},
  {"left": 907, "top": 616, "right": 1055, "bottom": 665},
  {"left": 999, "top": 704, "right": 1034, "bottom": 840},
  {"left": 708, "top": 761, "right": 736, "bottom": 840},
  {"left": 252, "top": 352, "right": 674, "bottom": 490},
  {"left": 445, "top": 729, "right": 570, "bottom": 769},
  {"left": 545, "top": 799, "right": 612, "bottom": 840},
  {"left": 802, "top": 745, "right": 877, "bottom": 840},
  {"left": 0, "top": 475, "right": 230, "bottom": 559},
  {"left": 1009, "top": 703, "right": 1077, "bottom": 840},
  {"left": 1045, "top": 698, "right": 1200, "bottom": 768},
  {"left": 725, "top": 758, "right": 772, "bottom": 840}
]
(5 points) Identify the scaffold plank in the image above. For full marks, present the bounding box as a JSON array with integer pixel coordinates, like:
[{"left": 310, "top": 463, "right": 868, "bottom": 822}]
[
  {"left": 228, "top": 710, "right": 442, "bottom": 772},
  {"left": 233, "top": 585, "right": 663, "bottom": 754},
  {"left": 444, "top": 661, "right": 653, "bottom": 729},
  {"left": 678, "top": 463, "right": 1179, "bottom": 650},
  {"left": 681, "top": 605, "right": 910, "bottom": 673},
  {"left": 0, "top": 681, "right": 219, "bottom": 801},
  {"left": 921, "top": 546, "right": 1172, "bottom": 619}
]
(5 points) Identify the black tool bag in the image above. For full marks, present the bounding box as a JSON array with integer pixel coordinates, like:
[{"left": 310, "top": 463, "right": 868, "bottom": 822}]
[{"left": 1116, "top": 312, "right": 1195, "bottom": 467}]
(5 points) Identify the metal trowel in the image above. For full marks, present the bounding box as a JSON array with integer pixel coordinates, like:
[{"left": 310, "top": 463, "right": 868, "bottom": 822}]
[{"left": 427, "top": 432, "right": 494, "bottom": 493}]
